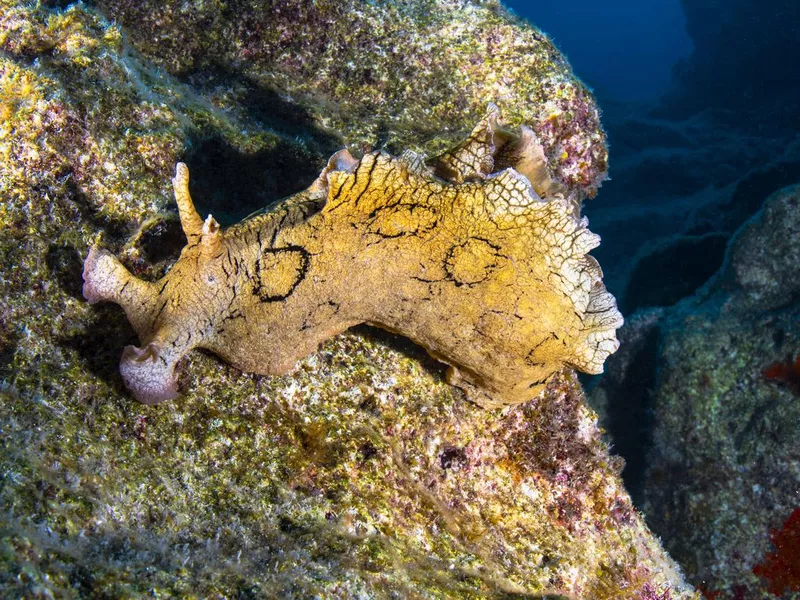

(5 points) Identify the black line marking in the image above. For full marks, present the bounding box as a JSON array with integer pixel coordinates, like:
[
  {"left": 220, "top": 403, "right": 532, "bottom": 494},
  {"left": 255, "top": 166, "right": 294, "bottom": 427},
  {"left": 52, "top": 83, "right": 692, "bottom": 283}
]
[
  {"left": 154, "top": 299, "right": 168, "bottom": 321},
  {"left": 351, "top": 155, "right": 379, "bottom": 209},
  {"left": 527, "top": 378, "right": 549, "bottom": 389},
  {"left": 252, "top": 245, "right": 312, "bottom": 303}
]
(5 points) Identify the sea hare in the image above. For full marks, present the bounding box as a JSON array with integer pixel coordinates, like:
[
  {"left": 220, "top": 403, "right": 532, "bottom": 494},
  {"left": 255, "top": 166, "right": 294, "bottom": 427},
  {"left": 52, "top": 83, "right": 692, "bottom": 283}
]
[{"left": 83, "top": 105, "right": 623, "bottom": 407}]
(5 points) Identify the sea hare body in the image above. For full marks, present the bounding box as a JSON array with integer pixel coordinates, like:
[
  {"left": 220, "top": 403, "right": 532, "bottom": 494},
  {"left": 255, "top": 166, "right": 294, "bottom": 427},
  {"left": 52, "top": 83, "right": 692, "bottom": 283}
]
[{"left": 83, "top": 106, "right": 623, "bottom": 407}]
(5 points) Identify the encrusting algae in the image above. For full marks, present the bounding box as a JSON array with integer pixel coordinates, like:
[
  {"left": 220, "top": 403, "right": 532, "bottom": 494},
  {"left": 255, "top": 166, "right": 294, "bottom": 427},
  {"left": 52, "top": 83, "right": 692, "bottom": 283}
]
[{"left": 83, "top": 105, "right": 623, "bottom": 407}]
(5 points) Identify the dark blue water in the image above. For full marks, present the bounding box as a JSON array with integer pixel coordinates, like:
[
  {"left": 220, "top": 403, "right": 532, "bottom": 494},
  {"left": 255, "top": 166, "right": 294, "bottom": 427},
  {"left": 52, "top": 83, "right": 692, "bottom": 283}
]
[{"left": 503, "top": 0, "right": 693, "bottom": 101}]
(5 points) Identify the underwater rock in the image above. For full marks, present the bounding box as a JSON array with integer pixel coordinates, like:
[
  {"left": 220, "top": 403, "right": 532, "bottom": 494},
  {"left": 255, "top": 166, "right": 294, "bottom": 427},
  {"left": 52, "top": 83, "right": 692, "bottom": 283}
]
[
  {"left": 0, "top": 339, "right": 699, "bottom": 599},
  {"left": 596, "top": 184, "right": 800, "bottom": 598},
  {"left": 573, "top": 4, "right": 800, "bottom": 593},
  {"left": 0, "top": 0, "right": 695, "bottom": 597},
  {"left": 590, "top": 0, "right": 800, "bottom": 312},
  {"left": 728, "top": 184, "right": 800, "bottom": 312},
  {"left": 622, "top": 233, "right": 728, "bottom": 315},
  {"left": 90, "top": 0, "right": 609, "bottom": 199}
]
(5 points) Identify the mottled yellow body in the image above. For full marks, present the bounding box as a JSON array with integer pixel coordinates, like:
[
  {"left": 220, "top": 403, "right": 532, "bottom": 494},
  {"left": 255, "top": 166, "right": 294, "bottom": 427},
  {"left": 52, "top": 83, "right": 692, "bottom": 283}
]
[{"left": 83, "top": 106, "right": 623, "bottom": 406}]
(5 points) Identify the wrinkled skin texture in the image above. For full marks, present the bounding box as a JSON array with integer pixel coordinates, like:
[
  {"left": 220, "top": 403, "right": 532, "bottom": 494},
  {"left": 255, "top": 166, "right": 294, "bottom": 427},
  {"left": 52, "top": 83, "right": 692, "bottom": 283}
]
[{"left": 83, "top": 107, "right": 622, "bottom": 406}]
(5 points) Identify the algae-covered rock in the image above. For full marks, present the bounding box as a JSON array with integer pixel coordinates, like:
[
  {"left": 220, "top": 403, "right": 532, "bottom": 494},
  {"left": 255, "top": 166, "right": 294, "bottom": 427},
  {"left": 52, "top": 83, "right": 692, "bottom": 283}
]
[
  {"left": 595, "top": 185, "right": 800, "bottom": 598},
  {"left": 644, "top": 305, "right": 800, "bottom": 598},
  {"left": 91, "top": 0, "right": 609, "bottom": 199},
  {"left": 728, "top": 184, "right": 800, "bottom": 312},
  {"left": 0, "top": 1, "right": 695, "bottom": 597},
  {"left": 1, "top": 337, "right": 694, "bottom": 598}
]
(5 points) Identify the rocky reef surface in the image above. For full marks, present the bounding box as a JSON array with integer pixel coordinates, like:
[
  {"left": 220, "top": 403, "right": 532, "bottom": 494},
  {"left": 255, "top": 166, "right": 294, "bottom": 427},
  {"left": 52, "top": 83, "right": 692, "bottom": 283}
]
[
  {"left": 90, "top": 0, "right": 609, "bottom": 199},
  {"left": 593, "top": 184, "right": 800, "bottom": 599},
  {"left": 0, "top": 0, "right": 694, "bottom": 597}
]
